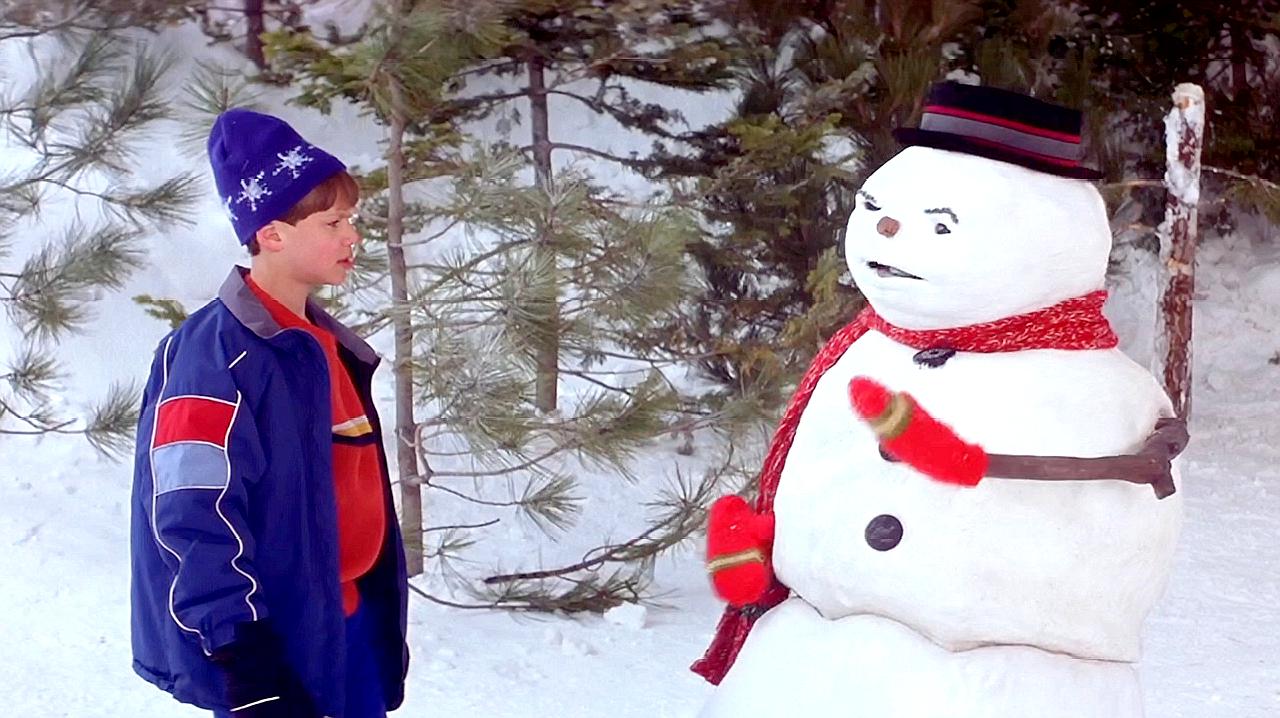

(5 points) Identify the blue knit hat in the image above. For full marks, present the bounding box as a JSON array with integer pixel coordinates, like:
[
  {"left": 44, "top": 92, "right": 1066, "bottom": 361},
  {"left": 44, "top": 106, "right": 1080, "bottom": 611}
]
[{"left": 207, "top": 108, "right": 347, "bottom": 244}]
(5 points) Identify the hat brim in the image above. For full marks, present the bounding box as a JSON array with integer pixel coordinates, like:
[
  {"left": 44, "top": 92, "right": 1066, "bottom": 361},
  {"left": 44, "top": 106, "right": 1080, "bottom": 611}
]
[{"left": 892, "top": 127, "right": 1105, "bottom": 181}]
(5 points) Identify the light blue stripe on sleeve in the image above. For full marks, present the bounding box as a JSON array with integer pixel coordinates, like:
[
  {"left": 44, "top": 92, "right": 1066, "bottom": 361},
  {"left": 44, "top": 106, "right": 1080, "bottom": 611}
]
[{"left": 153, "top": 442, "right": 229, "bottom": 495}]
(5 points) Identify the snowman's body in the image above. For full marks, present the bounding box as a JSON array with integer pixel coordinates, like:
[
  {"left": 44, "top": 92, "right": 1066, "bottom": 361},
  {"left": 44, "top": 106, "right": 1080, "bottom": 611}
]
[
  {"left": 700, "top": 599, "right": 1144, "bottom": 718},
  {"left": 698, "top": 146, "right": 1183, "bottom": 718}
]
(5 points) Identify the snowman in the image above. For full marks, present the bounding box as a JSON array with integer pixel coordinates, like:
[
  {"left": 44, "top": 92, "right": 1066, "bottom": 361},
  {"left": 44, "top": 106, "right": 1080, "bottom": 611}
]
[{"left": 692, "top": 82, "right": 1186, "bottom": 718}]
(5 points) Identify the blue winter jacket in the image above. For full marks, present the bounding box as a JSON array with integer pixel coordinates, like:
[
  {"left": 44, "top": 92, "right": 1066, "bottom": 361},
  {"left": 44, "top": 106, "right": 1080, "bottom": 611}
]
[{"left": 130, "top": 266, "right": 409, "bottom": 716}]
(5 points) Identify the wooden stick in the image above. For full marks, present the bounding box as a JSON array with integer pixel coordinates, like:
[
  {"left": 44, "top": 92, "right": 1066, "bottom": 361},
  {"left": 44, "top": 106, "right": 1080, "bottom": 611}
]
[
  {"left": 983, "top": 418, "right": 1188, "bottom": 499},
  {"left": 1155, "top": 84, "right": 1206, "bottom": 419}
]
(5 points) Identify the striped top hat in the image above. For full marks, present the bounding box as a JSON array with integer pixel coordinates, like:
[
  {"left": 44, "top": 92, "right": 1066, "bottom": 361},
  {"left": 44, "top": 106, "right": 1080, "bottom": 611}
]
[{"left": 893, "top": 81, "right": 1104, "bottom": 180}]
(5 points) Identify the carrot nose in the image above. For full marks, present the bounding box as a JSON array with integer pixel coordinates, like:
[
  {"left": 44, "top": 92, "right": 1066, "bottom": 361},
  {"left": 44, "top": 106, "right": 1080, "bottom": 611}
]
[{"left": 877, "top": 217, "right": 901, "bottom": 238}]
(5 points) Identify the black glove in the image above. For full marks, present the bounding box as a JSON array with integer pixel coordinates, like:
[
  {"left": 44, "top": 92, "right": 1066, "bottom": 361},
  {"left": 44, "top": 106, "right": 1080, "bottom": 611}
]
[{"left": 210, "top": 621, "right": 320, "bottom": 718}]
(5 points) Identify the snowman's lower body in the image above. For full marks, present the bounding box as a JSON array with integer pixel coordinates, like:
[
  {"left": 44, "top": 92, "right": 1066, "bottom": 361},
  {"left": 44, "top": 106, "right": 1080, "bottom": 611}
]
[{"left": 698, "top": 598, "right": 1143, "bottom": 718}]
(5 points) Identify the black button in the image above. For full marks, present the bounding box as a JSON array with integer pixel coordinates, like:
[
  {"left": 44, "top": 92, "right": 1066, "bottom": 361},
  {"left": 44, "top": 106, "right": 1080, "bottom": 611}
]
[
  {"left": 865, "top": 514, "right": 903, "bottom": 551},
  {"left": 913, "top": 347, "right": 956, "bottom": 368}
]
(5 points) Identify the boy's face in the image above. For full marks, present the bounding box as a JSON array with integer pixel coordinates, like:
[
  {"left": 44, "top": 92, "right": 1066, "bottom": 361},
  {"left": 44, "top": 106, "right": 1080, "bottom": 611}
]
[{"left": 259, "top": 202, "right": 361, "bottom": 287}]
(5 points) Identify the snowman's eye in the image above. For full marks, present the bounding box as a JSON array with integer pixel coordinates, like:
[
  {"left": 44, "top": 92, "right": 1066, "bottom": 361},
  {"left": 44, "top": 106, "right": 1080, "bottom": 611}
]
[
  {"left": 934, "top": 223, "right": 951, "bottom": 235},
  {"left": 864, "top": 200, "right": 880, "bottom": 212}
]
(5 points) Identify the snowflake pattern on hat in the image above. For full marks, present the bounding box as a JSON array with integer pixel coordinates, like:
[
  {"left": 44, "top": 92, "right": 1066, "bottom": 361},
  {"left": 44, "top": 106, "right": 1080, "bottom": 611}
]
[
  {"left": 237, "top": 172, "right": 271, "bottom": 213},
  {"left": 273, "top": 145, "right": 315, "bottom": 180}
]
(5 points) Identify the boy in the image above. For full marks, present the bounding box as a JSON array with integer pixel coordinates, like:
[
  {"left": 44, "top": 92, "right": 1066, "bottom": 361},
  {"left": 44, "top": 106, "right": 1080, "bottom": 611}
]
[{"left": 130, "top": 109, "right": 409, "bottom": 718}]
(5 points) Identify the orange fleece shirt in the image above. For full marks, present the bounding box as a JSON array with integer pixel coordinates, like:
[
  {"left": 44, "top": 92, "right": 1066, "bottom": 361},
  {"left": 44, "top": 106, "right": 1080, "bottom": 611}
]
[{"left": 247, "top": 276, "right": 386, "bottom": 616}]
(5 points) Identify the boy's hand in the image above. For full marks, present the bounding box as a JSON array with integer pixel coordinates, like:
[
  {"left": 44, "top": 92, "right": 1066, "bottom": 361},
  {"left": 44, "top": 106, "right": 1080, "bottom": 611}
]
[{"left": 212, "top": 622, "right": 321, "bottom": 718}]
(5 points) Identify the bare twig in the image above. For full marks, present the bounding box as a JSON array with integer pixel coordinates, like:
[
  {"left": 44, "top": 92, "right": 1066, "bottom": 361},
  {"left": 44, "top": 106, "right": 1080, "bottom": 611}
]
[
  {"left": 560, "top": 368, "right": 633, "bottom": 395},
  {"left": 519, "top": 142, "right": 647, "bottom": 168},
  {"left": 483, "top": 507, "right": 685, "bottom": 585},
  {"left": 423, "top": 518, "right": 501, "bottom": 533},
  {"left": 421, "top": 478, "right": 531, "bottom": 507},
  {"left": 1202, "top": 164, "right": 1280, "bottom": 192},
  {"left": 408, "top": 582, "right": 504, "bottom": 610},
  {"left": 424, "top": 442, "right": 572, "bottom": 479},
  {"left": 1100, "top": 179, "right": 1164, "bottom": 191}
]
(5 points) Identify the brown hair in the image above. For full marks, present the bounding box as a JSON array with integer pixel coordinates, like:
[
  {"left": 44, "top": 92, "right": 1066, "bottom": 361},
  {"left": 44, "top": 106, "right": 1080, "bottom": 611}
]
[{"left": 247, "top": 170, "right": 361, "bottom": 256}]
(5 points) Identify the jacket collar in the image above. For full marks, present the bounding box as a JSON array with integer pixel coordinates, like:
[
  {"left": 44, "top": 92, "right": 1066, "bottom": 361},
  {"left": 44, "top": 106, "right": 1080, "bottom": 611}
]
[{"left": 217, "top": 266, "right": 380, "bottom": 367}]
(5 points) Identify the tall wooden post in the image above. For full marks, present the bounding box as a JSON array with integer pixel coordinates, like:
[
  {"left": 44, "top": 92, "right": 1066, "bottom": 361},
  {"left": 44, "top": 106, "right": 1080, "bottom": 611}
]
[{"left": 1155, "top": 83, "right": 1205, "bottom": 418}]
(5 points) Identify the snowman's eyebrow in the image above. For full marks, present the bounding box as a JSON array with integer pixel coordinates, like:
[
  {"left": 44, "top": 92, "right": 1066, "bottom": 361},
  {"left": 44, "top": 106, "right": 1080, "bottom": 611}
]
[{"left": 924, "top": 207, "right": 958, "bottom": 224}]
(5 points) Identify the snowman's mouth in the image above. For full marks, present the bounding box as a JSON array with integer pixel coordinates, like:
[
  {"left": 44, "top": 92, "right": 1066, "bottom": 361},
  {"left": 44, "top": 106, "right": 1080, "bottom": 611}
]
[{"left": 867, "top": 261, "right": 923, "bottom": 280}]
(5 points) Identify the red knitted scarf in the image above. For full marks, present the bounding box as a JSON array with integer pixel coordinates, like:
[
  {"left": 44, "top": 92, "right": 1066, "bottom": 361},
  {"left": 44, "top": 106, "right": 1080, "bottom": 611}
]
[{"left": 691, "top": 290, "right": 1117, "bottom": 685}]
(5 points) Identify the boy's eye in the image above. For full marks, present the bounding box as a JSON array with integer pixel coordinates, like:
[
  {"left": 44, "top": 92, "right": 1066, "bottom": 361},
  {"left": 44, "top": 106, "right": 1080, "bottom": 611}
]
[
  {"left": 935, "top": 223, "right": 951, "bottom": 235},
  {"left": 864, "top": 200, "right": 880, "bottom": 211}
]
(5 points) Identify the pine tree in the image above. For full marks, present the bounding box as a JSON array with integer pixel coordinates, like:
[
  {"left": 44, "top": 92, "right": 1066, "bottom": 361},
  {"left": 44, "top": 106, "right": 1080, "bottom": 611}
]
[
  {"left": 402, "top": 0, "right": 761, "bottom": 611},
  {"left": 267, "top": 0, "right": 505, "bottom": 578},
  {"left": 1076, "top": 1, "right": 1280, "bottom": 224},
  {"left": 645, "top": 0, "right": 966, "bottom": 395},
  {"left": 0, "top": 1, "right": 322, "bottom": 72},
  {"left": 191, "top": 1, "right": 322, "bottom": 74},
  {"left": 0, "top": 0, "right": 189, "bottom": 33},
  {"left": 650, "top": 0, "right": 1106, "bottom": 397},
  {"left": 0, "top": 26, "right": 198, "bottom": 455},
  {"left": 269, "top": 0, "right": 762, "bottom": 612},
  {"left": 424, "top": 0, "right": 737, "bottom": 412}
]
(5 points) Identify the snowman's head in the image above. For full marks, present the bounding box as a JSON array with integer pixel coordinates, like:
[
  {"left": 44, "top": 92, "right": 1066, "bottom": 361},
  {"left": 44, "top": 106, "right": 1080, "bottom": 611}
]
[{"left": 845, "top": 146, "right": 1111, "bottom": 330}]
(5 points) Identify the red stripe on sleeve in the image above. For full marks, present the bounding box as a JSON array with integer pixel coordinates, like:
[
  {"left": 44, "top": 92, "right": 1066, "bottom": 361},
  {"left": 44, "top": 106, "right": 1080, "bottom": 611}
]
[{"left": 154, "top": 396, "right": 237, "bottom": 448}]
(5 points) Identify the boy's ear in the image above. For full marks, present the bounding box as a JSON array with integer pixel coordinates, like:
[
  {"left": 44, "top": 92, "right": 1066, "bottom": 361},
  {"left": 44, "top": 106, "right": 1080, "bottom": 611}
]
[{"left": 255, "top": 222, "right": 286, "bottom": 253}]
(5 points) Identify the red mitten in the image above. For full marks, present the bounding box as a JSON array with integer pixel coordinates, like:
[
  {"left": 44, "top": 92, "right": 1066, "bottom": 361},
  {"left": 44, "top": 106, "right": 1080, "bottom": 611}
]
[
  {"left": 848, "top": 376, "right": 988, "bottom": 487},
  {"left": 705, "top": 495, "right": 776, "bottom": 607}
]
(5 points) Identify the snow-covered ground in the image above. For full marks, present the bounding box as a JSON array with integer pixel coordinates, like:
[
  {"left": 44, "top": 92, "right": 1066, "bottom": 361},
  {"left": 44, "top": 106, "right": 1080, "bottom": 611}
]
[
  {"left": 2, "top": 20, "right": 1279, "bottom": 718},
  {"left": 5, "top": 231, "right": 1279, "bottom": 718}
]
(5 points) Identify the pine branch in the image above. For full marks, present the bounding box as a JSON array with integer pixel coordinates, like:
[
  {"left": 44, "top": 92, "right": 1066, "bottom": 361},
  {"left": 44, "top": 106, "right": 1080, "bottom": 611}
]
[
  {"left": 473, "top": 569, "right": 656, "bottom": 613},
  {"left": 1203, "top": 165, "right": 1280, "bottom": 192},
  {"left": 2, "top": 344, "right": 61, "bottom": 400},
  {"left": 59, "top": 46, "right": 175, "bottom": 177},
  {"left": 422, "top": 472, "right": 583, "bottom": 533},
  {"left": 133, "top": 294, "right": 189, "bottom": 329},
  {"left": 446, "top": 90, "right": 530, "bottom": 112},
  {"left": 560, "top": 368, "right": 633, "bottom": 395},
  {"left": 29, "top": 173, "right": 201, "bottom": 227},
  {"left": 0, "top": 380, "right": 138, "bottom": 458},
  {"left": 83, "top": 381, "right": 140, "bottom": 456},
  {"left": 410, "top": 574, "right": 655, "bottom": 613},
  {"left": 424, "top": 519, "right": 501, "bottom": 533},
  {"left": 5, "top": 222, "right": 145, "bottom": 340},
  {"left": 424, "top": 441, "right": 574, "bottom": 478},
  {"left": 422, "top": 448, "right": 749, "bottom": 614},
  {"left": 4, "top": 34, "right": 120, "bottom": 149},
  {"left": 483, "top": 453, "right": 732, "bottom": 586},
  {"left": 176, "top": 59, "right": 266, "bottom": 156},
  {"left": 408, "top": 582, "right": 503, "bottom": 610},
  {"left": 537, "top": 142, "right": 652, "bottom": 169},
  {"left": 481, "top": 520, "right": 674, "bottom": 585},
  {"left": 0, "top": 6, "right": 125, "bottom": 42},
  {"left": 0, "top": 396, "right": 76, "bottom": 433}
]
